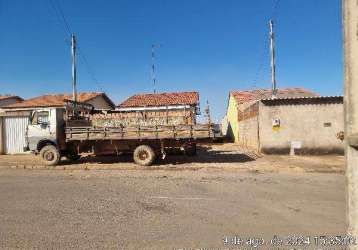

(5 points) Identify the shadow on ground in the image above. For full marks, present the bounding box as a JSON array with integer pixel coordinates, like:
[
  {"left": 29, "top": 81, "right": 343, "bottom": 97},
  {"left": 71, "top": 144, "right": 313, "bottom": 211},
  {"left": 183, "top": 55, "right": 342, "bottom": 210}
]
[{"left": 68, "top": 146, "right": 256, "bottom": 166}]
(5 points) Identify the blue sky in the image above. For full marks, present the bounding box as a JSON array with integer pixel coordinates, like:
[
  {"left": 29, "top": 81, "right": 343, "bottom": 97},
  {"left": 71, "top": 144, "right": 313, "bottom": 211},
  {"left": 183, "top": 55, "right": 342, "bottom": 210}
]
[{"left": 0, "top": 0, "right": 342, "bottom": 121}]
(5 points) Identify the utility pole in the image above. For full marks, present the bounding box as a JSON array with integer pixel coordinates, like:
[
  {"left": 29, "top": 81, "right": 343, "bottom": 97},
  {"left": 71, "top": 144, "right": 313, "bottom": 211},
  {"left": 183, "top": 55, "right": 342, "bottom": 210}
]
[
  {"left": 151, "top": 44, "right": 160, "bottom": 94},
  {"left": 71, "top": 34, "right": 77, "bottom": 103},
  {"left": 269, "top": 19, "right": 277, "bottom": 98},
  {"left": 343, "top": 0, "right": 358, "bottom": 244},
  {"left": 205, "top": 100, "right": 211, "bottom": 125}
]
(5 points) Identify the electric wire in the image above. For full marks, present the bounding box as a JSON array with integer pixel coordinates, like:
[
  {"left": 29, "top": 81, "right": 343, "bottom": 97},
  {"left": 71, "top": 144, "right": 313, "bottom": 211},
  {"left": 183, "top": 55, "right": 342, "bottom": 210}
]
[{"left": 47, "top": 0, "right": 105, "bottom": 92}]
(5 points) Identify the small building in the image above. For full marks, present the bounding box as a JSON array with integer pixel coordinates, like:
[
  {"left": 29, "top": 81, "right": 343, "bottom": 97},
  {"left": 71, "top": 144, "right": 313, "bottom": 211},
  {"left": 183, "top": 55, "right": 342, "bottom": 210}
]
[
  {"left": 225, "top": 88, "right": 344, "bottom": 154},
  {"left": 92, "top": 91, "right": 200, "bottom": 127},
  {"left": 0, "top": 92, "right": 115, "bottom": 154},
  {"left": 3, "top": 92, "right": 115, "bottom": 111},
  {"left": 0, "top": 95, "right": 23, "bottom": 107}
]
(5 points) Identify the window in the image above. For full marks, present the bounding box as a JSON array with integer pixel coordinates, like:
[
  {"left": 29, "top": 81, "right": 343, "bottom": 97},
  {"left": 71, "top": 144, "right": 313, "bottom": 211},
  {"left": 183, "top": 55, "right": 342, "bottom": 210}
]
[{"left": 32, "top": 111, "right": 49, "bottom": 125}]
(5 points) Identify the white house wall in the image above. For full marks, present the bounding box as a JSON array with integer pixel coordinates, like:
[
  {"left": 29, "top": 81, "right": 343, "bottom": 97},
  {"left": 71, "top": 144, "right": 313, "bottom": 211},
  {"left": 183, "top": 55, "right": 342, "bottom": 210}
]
[{"left": 86, "top": 96, "right": 113, "bottom": 110}]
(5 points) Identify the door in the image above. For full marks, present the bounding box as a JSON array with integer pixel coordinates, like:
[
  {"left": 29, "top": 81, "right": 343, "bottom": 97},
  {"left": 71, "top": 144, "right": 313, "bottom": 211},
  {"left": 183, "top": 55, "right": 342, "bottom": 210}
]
[{"left": 4, "top": 116, "right": 29, "bottom": 154}]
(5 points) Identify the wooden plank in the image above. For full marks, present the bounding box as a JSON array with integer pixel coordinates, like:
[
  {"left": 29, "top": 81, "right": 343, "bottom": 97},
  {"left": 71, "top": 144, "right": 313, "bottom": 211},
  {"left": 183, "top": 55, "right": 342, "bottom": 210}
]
[{"left": 65, "top": 123, "right": 215, "bottom": 141}]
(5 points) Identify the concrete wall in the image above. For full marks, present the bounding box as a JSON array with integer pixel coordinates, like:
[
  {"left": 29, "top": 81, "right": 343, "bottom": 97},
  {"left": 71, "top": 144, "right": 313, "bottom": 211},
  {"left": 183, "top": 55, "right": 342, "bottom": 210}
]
[
  {"left": 237, "top": 115, "right": 259, "bottom": 151},
  {"left": 343, "top": 0, "right": 358, "bottom": 237},
  {"left": 226, "top": 94, "right": 239, "bottom": 142},
  {"left": 259, "top": 102, "right": 344, "bottom": 154},
  {"left": 86, "top": 96, "right": 113, "bottom": 110}
]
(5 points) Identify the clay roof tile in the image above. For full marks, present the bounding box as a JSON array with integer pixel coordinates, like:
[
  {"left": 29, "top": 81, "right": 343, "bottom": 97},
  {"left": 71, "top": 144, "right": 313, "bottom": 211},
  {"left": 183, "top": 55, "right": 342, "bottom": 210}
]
[{"left": 118, "top": 91, "right": 199, "bottom": 108}]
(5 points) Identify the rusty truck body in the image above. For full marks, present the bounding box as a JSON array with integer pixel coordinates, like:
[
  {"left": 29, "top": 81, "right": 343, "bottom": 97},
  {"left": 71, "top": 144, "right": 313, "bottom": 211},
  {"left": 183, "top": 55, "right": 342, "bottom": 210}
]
[{"left": 27, "top": 101, "right": 221, "bottom": 166}]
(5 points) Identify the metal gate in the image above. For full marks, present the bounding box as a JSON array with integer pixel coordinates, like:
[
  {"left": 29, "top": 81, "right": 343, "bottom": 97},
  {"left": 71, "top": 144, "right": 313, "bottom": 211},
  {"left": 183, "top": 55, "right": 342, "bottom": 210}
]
[{"left": 4, "top": 116, "right": 29, "bottom": 154}]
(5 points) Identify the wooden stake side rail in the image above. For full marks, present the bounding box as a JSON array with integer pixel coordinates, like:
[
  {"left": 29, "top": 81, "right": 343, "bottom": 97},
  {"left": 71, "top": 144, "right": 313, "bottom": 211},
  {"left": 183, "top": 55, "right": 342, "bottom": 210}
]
[{"left": 65, "top": 124, "right": 215, "bottom": 141}]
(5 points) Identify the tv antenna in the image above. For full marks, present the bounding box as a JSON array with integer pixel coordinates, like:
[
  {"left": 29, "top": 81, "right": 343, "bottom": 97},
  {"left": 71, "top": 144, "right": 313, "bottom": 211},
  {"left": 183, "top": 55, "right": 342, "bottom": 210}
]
[{"left": 151, "top": 44, "right": 161, "bottom": 94}]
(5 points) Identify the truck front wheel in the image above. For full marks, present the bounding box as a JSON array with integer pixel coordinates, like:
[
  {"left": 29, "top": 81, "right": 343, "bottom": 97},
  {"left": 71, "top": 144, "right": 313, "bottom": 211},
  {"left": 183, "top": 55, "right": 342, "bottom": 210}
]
[
  {"left": 133, "top": 145, "right": 156, "bottom": 166},
  {"left": 40, "top": 145, "right": 60, "bottom": 166}
]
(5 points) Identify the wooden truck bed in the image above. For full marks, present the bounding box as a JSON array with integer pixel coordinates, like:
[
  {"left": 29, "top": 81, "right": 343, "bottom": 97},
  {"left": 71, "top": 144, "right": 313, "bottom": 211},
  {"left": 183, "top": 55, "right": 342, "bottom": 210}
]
[{"left": 65, "top": 124, "right": 218, "bottom": 141}]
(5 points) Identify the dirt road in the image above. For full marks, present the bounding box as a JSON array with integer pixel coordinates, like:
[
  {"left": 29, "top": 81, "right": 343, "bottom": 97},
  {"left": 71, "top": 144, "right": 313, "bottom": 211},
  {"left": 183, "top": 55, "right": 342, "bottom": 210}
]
[
  {"left": 0, "top": 144, "right": 345, "bottom": 174},
  {"left": 0, "top": 144, "right": 346, "bottom": 249}
]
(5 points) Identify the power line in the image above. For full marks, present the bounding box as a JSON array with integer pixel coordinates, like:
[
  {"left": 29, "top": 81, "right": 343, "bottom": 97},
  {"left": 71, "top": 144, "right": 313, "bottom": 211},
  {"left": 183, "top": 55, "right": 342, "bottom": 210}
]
[
  {"left": 52, "top": 0, "right": 72, "bottom": 36},
  {"left": 47, "top": 0, "right": 104, "bottom": 92},
  {"left": 48, "top": 0, "right": 71, "bottom": 37},
  {"left": 77, "top": 47, "right": 104, "bottom": 92}
]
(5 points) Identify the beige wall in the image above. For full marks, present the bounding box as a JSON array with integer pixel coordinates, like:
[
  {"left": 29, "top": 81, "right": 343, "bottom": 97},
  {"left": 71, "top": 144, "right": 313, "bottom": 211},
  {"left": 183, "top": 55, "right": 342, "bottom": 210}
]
[
  {"left": 226, "top": 94, "right": 260, "bottom": 145},
  {"left": 86, "top": 96, "right": 113, "bottom": 110},
  {"left": 226, "top": 94, "right": 239, "bottom": 142},
  {"left": 343, "top": 0, "right": 358, "bottom": 238},
  {"left": 237, "top": 115, "right": 259, "bottom": 151},
  {"left": 259, "top": 102, "right": 344, "bottom": 154}
]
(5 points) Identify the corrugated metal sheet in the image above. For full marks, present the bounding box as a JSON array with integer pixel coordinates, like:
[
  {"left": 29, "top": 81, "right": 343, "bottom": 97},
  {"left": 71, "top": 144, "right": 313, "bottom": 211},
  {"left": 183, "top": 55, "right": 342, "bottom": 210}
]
[
  {"left": 4, "top": 116, "right": 29, "bottom": 154},
  {"left": 260, "top": 96, "right": 343, "bottom": 106},
  {"left": 261, "top": 95, "right": 343, "bottom": 101}
]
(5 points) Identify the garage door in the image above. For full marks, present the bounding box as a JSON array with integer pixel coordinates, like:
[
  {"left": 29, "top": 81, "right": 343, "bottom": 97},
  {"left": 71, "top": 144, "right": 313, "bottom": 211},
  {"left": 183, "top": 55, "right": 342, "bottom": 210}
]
[{"left": 4, "top": 116, "right": 29, "bottom": 154}]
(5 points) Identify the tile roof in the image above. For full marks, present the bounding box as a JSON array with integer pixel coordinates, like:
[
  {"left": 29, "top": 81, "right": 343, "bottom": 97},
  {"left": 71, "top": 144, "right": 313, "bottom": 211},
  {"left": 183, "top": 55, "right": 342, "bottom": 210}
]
[
  {"left": 0, "top": 95, "right": 23, "bottom": 101},
  {"left": 118, "top": 91, "right": 199, "bottom": 108},
  {"left": 230, "top": 88, "right": 318, "bottom": 104},
  {"left": 4, "top": 92, "right": 113, "bottom": 108}
]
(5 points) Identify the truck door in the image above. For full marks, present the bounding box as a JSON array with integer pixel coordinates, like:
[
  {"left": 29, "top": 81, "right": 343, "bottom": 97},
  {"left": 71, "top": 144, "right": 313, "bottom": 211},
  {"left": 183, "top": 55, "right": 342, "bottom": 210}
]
[{"left": 27, "top": 109, "right": 56, "bottom": 151}]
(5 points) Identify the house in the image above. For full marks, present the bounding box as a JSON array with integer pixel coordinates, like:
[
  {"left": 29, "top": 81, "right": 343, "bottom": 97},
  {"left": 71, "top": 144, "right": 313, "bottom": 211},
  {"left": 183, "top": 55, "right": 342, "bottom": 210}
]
[
  {"left": 2, "top": 92, "right": 115, "bottom": 110},
  {"left": 0, "top": 95, "right": 23, "bottom": 107},
  {"left": 0, "top": 92, "right": 115, "bottom": 154},
  {"left": 91, "top": 91, "right": 200, "bottom": 127},
  {"left": 225, "top": 88, "right": 344, "bottom": 154},
  {"left": 226, "top": 88, "right": 318, "bottom": 143}
]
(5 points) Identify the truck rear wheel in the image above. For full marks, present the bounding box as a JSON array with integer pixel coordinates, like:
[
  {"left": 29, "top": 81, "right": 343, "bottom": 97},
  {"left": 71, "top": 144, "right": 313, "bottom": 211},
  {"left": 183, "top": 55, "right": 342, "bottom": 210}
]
[
  {"left": 133, "top": 145, "right": 156, "bottom": 166},
  {"left": 40, "top": 145, "right": 60, "bottom": 166}
]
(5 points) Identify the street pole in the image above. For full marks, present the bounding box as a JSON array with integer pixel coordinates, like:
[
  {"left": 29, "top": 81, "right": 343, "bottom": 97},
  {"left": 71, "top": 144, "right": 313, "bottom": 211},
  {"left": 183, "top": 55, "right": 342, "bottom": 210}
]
[
  {"left": 343, "top": 0, "right": 358, "bottom": 244},
  {"left": 269, "top": 19, "right": 277, "bottom": 98},
  {"left": 71, "top": 34, "right": 77, "bottom": 103}
]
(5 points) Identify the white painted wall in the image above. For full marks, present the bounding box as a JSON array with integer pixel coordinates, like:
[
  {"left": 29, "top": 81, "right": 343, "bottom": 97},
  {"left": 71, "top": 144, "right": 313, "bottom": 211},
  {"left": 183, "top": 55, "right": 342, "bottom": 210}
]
[{"left": 86, "top": 96, "right": 113, "bottom": 110}]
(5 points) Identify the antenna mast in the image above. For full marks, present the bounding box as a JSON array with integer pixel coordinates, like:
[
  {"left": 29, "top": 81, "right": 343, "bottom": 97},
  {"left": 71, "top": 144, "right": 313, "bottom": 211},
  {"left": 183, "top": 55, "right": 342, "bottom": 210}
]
[
  {"left": 151, "top": 44, "right": 160, "bottom": 94},
  {"left": 71, "top": 34, "right": 77, "bottom": 102},
  {"left": 269, "top": 19, "right": 277, "bottom": 98}
]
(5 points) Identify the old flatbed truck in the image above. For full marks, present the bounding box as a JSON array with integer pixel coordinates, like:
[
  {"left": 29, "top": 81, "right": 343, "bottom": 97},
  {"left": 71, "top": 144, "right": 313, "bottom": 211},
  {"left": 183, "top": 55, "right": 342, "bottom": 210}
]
[{"left": 26, "top": 100, "right": 221, "bottom": 166}]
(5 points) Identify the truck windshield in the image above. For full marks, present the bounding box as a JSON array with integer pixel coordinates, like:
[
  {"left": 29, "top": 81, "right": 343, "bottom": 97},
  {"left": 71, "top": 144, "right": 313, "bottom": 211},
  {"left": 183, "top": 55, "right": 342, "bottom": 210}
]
[{"left": 32, "top": 111, "right": 49, "bottom": 125}]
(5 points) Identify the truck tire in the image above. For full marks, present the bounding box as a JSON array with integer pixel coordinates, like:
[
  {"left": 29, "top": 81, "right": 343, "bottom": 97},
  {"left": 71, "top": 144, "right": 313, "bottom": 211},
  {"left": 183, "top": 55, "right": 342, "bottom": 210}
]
[
  {"left": 40, "top": 145, "right": 60, "bottom": 166},
  {"left": 185, "top": 144, "right": 197, "bottom": 156},
  {"left": 133, "top": 145, "right": 156, "bottom": 166}
]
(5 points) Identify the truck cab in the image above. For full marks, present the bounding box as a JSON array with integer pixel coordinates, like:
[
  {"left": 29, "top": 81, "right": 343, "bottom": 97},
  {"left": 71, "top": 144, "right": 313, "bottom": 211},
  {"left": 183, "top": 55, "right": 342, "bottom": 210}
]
[{"left": 27, "top": 108, "right": 65, "bottom": 155}]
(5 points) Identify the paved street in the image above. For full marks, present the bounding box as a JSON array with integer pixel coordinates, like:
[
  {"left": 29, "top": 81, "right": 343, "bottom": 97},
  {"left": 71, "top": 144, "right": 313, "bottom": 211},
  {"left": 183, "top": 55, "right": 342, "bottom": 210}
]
[{"left": 0, "top": 157, "right": 346, "bottom": 249}]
